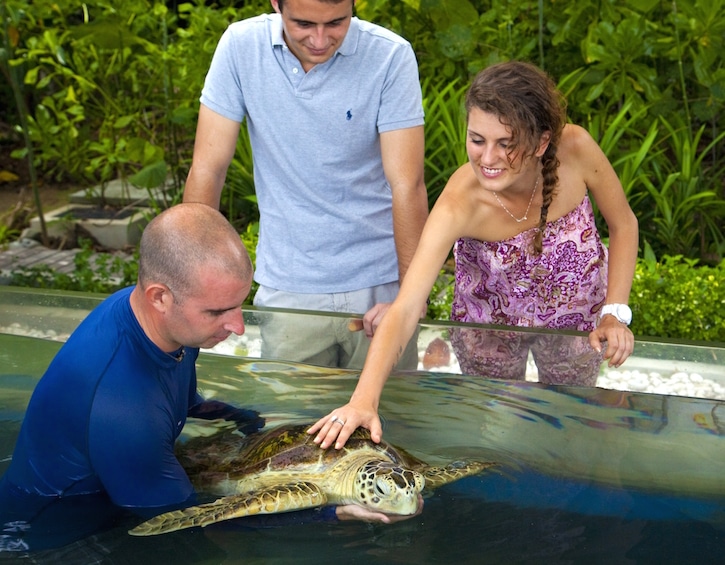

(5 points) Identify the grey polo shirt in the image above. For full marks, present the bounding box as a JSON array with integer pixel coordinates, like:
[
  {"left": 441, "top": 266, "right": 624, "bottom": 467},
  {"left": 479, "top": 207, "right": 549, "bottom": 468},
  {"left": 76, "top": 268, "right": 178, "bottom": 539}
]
[{"left": 200, "top": 14, "right": 424, "bottom": 293}]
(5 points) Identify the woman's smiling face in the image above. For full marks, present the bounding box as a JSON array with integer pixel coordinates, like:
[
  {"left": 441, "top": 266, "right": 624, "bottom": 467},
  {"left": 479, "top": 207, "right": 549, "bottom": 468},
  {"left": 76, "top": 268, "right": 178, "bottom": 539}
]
[{"left": 466, "top": 107, "right": 549, "bottom": 191}]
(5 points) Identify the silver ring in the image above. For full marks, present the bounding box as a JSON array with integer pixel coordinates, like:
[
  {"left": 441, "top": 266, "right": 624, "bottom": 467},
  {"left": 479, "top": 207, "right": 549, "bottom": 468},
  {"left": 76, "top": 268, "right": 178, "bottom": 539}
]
[{"left": 330, "top": 415, "right": 345, "bottom": 426}]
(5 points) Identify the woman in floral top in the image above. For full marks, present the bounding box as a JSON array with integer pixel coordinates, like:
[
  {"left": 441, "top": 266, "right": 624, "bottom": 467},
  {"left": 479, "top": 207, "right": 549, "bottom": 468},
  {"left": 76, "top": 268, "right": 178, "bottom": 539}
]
[{"left": 309, "top": 60, "right": 639, "bottom": 451}]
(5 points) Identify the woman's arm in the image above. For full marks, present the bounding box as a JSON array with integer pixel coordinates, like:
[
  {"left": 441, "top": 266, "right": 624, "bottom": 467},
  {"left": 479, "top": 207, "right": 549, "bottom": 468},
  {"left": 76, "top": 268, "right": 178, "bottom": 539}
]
[
  {"left": 568, "top": 125, "right": 639, "bottom": 366},
  {"left": 308, "top": 172, "right": 474, "bottom": 449}
]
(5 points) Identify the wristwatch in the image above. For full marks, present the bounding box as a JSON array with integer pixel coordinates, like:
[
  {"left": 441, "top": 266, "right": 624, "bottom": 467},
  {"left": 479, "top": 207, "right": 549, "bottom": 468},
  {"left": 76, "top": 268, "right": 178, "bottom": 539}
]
[{"left": 600, "top": 303, "right": 632, "bottom": 326}]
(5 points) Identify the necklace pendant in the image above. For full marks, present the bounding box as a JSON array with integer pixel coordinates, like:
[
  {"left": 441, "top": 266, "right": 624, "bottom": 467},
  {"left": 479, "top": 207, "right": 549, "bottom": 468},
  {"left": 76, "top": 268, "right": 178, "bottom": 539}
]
[{"left": 492, "top": 174, "right": 540, "bottom": 224}]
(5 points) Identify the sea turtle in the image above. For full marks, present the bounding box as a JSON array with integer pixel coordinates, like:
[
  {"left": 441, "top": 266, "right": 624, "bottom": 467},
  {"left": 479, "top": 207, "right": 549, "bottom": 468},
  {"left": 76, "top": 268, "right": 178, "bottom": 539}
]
[{"left": 129, "top": 423, "right": 496, "bottom": 536}]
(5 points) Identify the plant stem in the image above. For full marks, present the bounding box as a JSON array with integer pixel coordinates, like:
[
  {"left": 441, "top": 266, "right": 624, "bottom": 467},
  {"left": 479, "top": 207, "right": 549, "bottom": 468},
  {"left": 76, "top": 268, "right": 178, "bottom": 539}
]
[
  {"left": 1, "top": 2, "right": 48, "bottom": 245},
  {"left": 538, "top": 0, "right": 545, "bottom": 68},
  {"left": 671, "top": 0, "right": 692, "bottom": 132}
]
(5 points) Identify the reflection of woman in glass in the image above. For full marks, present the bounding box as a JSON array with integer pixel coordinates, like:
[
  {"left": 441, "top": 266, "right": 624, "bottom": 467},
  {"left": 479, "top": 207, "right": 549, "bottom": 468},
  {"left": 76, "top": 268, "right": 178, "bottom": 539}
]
[
  {"left": 310, "top": 61, "right": 638, "bottom": 450},
  {"left": 448, "top": 327, "right": 604, "bottom": 385}
]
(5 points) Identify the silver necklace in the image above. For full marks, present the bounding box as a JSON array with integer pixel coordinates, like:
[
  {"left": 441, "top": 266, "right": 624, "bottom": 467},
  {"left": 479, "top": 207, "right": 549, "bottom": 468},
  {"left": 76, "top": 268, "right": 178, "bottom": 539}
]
[
  {"left": 492, "top": 175, "right": 540, "bottom": 223},
  {"left": 169, "top": 346, "right": 185, "bottom": 362}
]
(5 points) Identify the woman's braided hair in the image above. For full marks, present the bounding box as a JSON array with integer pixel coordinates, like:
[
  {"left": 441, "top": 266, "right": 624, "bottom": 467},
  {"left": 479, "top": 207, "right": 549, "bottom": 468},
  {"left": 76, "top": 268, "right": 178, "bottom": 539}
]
[{"left": 465, "top": 61, "right": 567, "bottom": 253}]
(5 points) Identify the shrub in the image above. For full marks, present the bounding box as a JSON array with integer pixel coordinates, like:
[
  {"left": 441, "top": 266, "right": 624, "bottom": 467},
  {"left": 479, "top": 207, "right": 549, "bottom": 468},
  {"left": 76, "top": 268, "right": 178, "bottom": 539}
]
[{"left": 630, "top": 254, "right": 725, "bottom": 342}]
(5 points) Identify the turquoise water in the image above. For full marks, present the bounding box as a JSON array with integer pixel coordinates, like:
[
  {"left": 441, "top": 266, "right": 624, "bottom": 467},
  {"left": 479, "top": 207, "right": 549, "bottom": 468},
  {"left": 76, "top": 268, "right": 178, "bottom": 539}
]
[{"left": 1, "top": 333, "right": 724, "bottom": 563}]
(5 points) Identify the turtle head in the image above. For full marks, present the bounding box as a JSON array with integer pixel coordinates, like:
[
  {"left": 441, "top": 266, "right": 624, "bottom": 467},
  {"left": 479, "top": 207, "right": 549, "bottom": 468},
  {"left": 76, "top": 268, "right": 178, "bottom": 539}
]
[{"left": 354, "top": 461, "right": 425, "bottom": 515}]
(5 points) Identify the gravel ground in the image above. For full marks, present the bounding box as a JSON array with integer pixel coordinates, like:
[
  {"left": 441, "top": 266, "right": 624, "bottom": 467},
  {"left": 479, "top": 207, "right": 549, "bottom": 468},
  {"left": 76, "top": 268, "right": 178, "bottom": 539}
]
[
  {"left": 210, "top": 329, "right": 725, "bottom": 401},
  {"left": 3, "top": 320, "right": 724, "bottom": 401}
]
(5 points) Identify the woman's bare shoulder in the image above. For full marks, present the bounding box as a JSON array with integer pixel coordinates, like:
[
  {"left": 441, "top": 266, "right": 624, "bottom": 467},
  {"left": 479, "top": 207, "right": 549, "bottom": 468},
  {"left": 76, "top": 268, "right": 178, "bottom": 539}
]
[
  {"left": 560, "top": 123, "right": 598, "bottom": 155},
  {"left": 438, "top": 163, "right": 480, "bottom": 207}
]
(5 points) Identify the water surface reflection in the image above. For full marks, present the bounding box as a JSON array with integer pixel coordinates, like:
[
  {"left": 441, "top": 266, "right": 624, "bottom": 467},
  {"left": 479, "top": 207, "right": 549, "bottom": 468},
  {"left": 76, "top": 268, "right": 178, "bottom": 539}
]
[{"left": 1, "top": 334, "right": 724, "bottom": 564}]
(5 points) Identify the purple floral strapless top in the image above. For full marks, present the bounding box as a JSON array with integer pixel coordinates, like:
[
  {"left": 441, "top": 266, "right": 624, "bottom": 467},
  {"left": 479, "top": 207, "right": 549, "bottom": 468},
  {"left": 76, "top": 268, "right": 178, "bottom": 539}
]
[{"left": 451, "top": 196, "right": 607, "bottom": 331}]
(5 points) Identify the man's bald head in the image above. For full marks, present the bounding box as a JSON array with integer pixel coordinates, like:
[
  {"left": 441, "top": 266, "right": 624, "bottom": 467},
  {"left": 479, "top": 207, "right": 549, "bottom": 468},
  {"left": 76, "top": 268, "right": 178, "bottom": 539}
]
[{"left": 138, "top": 204, "right": 252, "bottom": 301}]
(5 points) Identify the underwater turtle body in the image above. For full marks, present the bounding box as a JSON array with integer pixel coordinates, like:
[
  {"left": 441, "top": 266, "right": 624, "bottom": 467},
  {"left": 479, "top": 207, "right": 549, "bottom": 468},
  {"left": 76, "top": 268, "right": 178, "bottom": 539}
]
[{"left": 129, "top": 423, "right": 496, "bottom": 536}]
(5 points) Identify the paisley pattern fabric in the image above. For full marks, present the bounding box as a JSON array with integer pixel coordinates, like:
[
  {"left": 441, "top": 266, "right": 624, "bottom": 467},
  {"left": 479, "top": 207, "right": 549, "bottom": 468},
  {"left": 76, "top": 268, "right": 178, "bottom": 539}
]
[
  {"left": 449, "top": 196, "right": 607, "bottom": 385},
  {"left": 448, "top": 327, "right": 603, "bottom": 385}
]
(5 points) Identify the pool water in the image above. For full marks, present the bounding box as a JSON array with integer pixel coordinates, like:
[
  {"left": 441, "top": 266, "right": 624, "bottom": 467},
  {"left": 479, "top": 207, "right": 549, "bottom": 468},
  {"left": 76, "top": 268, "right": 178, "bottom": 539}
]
[{"left": 1, "top": 332, "right": 724, "bottom": 564}]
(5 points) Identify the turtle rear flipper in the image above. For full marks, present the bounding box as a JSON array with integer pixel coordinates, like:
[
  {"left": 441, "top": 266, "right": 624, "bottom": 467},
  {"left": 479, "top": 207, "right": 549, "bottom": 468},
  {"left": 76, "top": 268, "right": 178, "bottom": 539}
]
[{"left": 129, "top": 481, "right": 327, "bottom": 536}]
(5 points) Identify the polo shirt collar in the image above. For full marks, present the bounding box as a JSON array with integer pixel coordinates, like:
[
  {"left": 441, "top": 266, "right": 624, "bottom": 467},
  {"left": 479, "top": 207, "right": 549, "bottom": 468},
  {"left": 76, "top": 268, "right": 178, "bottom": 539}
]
[
  {"left": 337, "top": 17, "right": 359, "bottom": 57},
  {"left": 271, "top": 13, "right": 285, "bottom": 47}
]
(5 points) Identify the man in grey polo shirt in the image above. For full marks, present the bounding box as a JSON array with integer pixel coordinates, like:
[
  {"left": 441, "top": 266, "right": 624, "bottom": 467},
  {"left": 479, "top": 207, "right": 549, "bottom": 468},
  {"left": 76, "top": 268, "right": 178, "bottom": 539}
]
[{"left": 183, "top": 0, "right": 428, "bottom": 369}]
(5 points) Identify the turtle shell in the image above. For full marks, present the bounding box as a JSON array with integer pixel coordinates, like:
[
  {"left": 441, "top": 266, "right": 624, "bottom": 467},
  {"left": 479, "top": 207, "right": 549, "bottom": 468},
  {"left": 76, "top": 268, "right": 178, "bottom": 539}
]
[{"left": 177, "top": 424, "right": 426, "bottom": 495}]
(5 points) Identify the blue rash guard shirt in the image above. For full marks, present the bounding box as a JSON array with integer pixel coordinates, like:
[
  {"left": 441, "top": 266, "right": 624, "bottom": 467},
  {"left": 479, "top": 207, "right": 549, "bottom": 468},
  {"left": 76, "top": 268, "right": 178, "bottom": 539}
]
[
  {"left": 0, "top": 287, "right": 203, "bottom": 548},
  {"left": 0, "top": 289, "right": 326, "bottom": 553}
]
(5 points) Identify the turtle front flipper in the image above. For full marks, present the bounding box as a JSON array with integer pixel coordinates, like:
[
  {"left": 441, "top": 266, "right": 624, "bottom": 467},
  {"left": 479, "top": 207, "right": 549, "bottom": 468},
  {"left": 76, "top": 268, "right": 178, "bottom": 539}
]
[
  {"left": 421, "top": 461, "right": 497, "bottom": 490},
  {"left": 129, "top": 481, "right": 327, "bottom": 536}
]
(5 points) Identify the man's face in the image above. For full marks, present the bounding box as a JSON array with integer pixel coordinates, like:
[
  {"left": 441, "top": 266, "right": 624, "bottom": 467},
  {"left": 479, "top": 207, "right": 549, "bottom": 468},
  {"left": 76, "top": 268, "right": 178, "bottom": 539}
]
[
  {"left": 271, "top": 0, "right": 354, "bottom": 72},
  {"left": 165, "top": 267, "right": 251, "bottom": 350}
]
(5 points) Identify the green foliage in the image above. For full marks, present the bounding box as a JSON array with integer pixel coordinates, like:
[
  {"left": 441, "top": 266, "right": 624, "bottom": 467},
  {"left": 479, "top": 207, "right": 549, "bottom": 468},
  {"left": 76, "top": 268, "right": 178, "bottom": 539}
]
[
  {"left": 3, "top": 0, "right": 723, "bottom": 257},
  {"left": 2, "top": 0, "right": 725, "bottom": 339},
  {"left": 583, "top": 105, "right": 725, "bottom": 262},
  {"left": 224, "top": 126, "right": 259, "bottom": 230},
  {"left": 1, "top": 0, "right": 49, "bottom": 243},
  {"left": 427, "top": 268, "right": 455, "bottom": 321},
  {"left": 8, "top": 2, "right": 172, "bottom": 194},
  {"left": 0, "top": 223, "right": 21, "bottom": 245},
  {"left": 421, "top": 78, "right": 468, "bottom": 204},
  {"left": 1, "top": 0, "right": 248, "bottom": 207},
  {"left": 630, "top": 253, "right": 725, "bottom": 342},
  {"left": 240, "top": 222, "right": 259, "bottom": 305},
  {"left": 579, "top": 17, "right": 661, "bottom": 113},
  {"left": 9, "top": 239, "right": 138, "bottom": 293},
  {"left": 637, "top": 116, "right": 725, "bottom": 261}
]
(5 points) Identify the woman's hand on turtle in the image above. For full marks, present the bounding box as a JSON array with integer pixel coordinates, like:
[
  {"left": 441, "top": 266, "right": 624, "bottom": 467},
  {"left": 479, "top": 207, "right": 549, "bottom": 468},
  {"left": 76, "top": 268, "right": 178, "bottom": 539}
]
[
  {"left": 336, "top": 495, "right": 424, "bottom": 523},
  {"left": 307, "top": 404, "right": 382, "bottom": 450},
  {"left": 589, "top": 318, "right": 634, "bottom": 368}
]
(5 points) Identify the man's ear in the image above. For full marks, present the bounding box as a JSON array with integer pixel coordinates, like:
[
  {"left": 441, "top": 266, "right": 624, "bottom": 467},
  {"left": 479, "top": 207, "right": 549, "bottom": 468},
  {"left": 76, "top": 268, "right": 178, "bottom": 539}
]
[
  {"left": 145, "top": 283, "right": 174, "bottom": 313},
  {"left": 536, "top": 130, "right": 552, "bottom": 157}
]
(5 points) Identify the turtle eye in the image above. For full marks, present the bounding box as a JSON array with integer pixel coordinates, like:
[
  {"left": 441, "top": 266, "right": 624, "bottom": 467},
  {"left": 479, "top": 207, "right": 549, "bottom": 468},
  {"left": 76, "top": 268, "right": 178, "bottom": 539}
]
[{"left": 375, "top": 479, "right": 391, "bottom": 497}]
